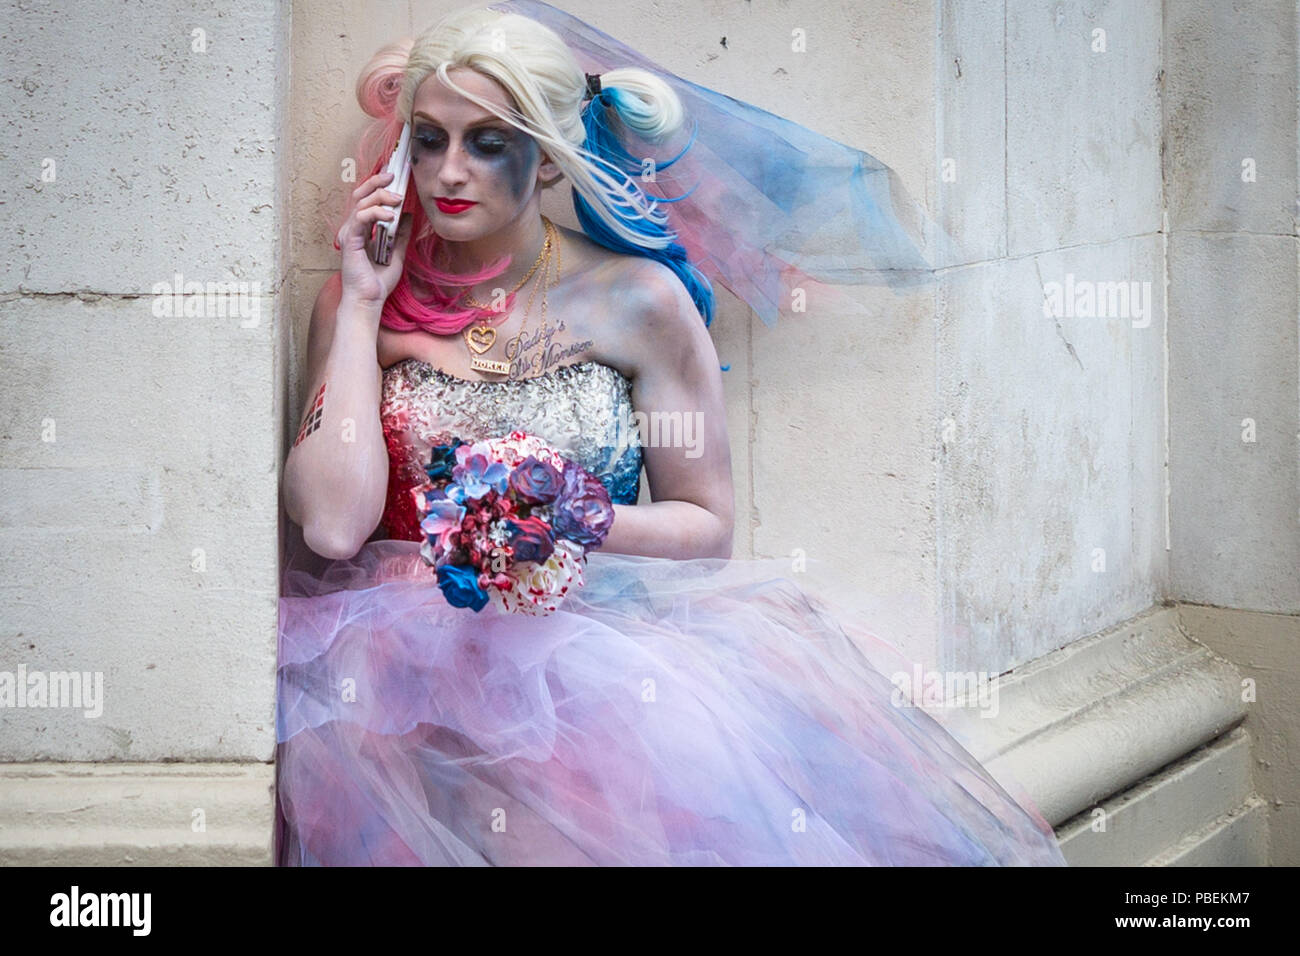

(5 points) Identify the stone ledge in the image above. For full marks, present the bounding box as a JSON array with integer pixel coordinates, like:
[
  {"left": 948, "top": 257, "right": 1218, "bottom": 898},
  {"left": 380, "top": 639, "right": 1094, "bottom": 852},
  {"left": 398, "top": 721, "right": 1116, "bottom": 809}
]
[
  {"left": 1055, "top": 727, "right": 1255, "bottom": 865},
  {"left": 1144, "top": 795, "right": 1269, "bottom": 867},
  {"left": 0, "top": 762, "right": 274, "bottom": 866},
  {"left": 935, "top": 606, "right": 1248, "bottom": 826}
]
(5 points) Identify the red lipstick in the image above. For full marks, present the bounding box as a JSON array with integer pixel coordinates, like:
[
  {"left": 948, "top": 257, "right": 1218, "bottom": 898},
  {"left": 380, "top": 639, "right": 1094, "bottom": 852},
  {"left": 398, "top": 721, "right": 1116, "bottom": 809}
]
[{"left": 435, "top": 197, "right": 477, "bottom": 214}]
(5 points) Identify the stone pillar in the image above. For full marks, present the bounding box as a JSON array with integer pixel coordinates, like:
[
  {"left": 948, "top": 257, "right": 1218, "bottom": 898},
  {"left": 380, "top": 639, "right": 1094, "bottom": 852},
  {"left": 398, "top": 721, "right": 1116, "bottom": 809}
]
[{"left": 0, "top": 0, "right": 290, "bottom": 864}]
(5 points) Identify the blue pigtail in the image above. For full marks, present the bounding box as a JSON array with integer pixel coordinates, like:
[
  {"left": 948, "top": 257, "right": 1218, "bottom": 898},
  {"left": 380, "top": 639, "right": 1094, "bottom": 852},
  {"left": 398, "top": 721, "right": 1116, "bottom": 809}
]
[{"left": 574, "top": 88, "right": 715, "bottom": 327}]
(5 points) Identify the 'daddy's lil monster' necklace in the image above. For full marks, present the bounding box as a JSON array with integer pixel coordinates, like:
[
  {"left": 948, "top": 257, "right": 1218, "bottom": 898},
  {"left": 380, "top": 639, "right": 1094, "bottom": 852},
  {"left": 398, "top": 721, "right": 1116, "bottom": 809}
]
[{"left": 460, "top": 216, "right": 561, "bottom": 376}]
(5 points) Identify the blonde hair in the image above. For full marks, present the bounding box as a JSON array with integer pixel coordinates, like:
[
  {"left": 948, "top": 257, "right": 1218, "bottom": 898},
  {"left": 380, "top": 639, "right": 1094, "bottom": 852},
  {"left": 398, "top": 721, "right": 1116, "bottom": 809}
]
[{"left": 395, "top": 4, "right": 685, "bottom": 248}]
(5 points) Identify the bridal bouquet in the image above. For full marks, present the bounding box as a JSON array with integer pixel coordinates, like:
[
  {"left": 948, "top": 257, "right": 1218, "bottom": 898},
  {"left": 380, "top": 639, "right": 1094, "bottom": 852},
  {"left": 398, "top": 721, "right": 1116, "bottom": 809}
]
[{"left": 414, "top": 431, "right": 615, "bottom": 615}]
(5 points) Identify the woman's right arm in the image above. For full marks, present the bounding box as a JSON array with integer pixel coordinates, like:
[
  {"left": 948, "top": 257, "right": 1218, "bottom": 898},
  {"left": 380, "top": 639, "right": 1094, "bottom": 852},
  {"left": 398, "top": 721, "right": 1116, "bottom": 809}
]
[
  {"left": 281, "top": 277, "right": 388, "bottom": 559},
  {"left": 282, "top": 170, "right": 413, "bottom": 560}
]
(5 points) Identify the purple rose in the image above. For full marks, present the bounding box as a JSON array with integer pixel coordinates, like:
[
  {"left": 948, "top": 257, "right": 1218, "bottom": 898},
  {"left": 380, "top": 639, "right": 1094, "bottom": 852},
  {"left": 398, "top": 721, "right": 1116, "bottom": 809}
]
[
  {"left": 508, "top": 456, "right": 563, "bottom": 505},
  {"left": 504, "top": 514, "right": 555, "bottom": 563},
  {"left": 552, "top": 462, "right": 615, "bottom": 549}
]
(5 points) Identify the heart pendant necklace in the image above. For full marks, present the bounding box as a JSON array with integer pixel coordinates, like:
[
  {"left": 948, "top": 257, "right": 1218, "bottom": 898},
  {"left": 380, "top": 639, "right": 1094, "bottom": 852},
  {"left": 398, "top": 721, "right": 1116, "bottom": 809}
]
[{"left": 461, "top": 216, "right": 559, "bottom": 376}]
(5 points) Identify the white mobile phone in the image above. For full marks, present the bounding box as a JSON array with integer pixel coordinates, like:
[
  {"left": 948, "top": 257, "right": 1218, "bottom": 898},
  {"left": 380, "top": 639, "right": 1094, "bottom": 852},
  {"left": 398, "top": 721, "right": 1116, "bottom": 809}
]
[{"left": 371, "top": 121, "right": 412, "bottom": 266}]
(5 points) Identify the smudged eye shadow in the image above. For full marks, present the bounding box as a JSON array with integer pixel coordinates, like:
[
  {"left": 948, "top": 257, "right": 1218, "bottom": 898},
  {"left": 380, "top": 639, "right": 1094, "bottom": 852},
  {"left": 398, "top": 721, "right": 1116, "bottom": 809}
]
[
  {"left": 495, "top": 130, "right": 539, "bottom": 199},
  {"left": 410, "top": 122, "right": 539, "bottom": 198}
]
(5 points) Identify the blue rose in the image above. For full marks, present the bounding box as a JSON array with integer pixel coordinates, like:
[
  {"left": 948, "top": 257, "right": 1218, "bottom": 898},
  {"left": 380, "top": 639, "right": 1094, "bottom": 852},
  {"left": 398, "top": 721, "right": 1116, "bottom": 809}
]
[{"left": 436, "top": 562, "right": 489, "bottom": 612}]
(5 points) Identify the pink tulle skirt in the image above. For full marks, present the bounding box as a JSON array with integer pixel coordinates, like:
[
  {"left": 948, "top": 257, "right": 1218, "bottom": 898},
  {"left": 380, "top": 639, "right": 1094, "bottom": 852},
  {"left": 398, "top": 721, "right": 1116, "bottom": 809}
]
[{"left": 275, "top": 538, "right": 1066, "bottom": 866}]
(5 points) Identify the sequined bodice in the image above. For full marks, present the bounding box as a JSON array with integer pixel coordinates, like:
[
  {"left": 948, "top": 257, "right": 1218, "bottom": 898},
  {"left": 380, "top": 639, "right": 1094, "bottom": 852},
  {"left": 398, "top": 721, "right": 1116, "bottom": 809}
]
[{"left": 378, "top": 358, "right": 643, "bottom": 541}]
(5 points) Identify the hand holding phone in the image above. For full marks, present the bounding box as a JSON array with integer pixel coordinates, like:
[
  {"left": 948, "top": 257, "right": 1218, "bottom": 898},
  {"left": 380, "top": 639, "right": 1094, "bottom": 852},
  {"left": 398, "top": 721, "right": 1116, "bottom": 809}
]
[{"left": 371, "top": 122, "right": 412, "bottom": 266}]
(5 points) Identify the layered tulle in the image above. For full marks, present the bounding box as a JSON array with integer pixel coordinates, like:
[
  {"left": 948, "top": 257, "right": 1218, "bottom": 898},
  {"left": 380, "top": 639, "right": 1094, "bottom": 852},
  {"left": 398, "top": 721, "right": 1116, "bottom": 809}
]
[{"left": 275, "top": 538, "right": 1066, "bottom": 866}]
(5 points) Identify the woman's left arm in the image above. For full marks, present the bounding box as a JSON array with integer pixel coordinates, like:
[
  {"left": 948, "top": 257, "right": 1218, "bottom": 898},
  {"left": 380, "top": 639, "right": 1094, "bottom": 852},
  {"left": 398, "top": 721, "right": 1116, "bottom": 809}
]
[{"left": 597, "top": 261, "right": 735, "bottom": 560}]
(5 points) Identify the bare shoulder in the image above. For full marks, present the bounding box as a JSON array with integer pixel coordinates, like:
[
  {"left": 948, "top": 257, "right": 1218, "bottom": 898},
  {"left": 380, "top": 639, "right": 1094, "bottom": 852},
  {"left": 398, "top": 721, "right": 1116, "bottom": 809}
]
[
  {"left": 583, "top": 249, "right": 706, "bottom": 366},
  {"left": 549, "top": 226, "right": 711, "bottom": 378},
  {"left": 618, "top": 256, "right": 698, "bottom": 326},
  {"left": 614, "top": 256, "right": 712, "bottom": 376}
]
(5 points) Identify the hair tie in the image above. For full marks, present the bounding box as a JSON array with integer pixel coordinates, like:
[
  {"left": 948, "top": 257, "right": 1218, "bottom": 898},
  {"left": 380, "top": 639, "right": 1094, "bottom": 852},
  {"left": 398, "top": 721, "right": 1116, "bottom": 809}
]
[{"left": 584, "top": 72, "right": 602, "bottom": 99}]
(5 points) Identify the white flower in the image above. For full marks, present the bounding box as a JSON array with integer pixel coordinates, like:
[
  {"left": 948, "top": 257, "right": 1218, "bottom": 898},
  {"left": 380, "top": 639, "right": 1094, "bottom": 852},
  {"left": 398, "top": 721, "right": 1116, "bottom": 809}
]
[
  {"left": 487, "top": 519, "right": 511, "bottom": 546},
  {"left": 499, "top": 540, "right": 586, "bottom": 616}
]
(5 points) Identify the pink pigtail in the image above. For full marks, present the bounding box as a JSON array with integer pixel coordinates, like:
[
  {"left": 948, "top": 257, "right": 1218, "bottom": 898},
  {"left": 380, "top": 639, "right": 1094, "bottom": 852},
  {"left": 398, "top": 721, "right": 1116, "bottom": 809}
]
[
  {"left": 331, "top": 39, "right": 412, "bottom": 252},
  {"left": 352, "top": 38, "right": 410, "bottom": 206},
  {"left": 356, "top": 38, "right": 410, "bottom": 117}
]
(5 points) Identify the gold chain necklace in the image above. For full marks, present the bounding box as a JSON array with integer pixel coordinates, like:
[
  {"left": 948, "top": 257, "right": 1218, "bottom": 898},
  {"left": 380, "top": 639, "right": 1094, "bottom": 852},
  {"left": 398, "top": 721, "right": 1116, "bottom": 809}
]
[
  {"left": 460, "top": 217, "right": 551, "bottom": 311},
  {"left": 463, "top": 217, "right": 560, "bottom": 376},
  {"left": 512, "top": 217, "right": 562, "bottom": 371}
]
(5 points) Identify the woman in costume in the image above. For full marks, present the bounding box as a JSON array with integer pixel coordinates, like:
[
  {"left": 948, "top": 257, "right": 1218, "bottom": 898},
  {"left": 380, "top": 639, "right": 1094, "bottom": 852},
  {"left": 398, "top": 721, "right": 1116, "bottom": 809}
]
[{"left": 276, "top": 0, "right": 1067, "bottom": 866}]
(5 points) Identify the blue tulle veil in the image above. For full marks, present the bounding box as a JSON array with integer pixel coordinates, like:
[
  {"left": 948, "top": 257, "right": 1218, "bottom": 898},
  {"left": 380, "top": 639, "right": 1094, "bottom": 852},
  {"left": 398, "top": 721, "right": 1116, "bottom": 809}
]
[{"left": 491, "top": 0, "right": 954, "bottom": 329}]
